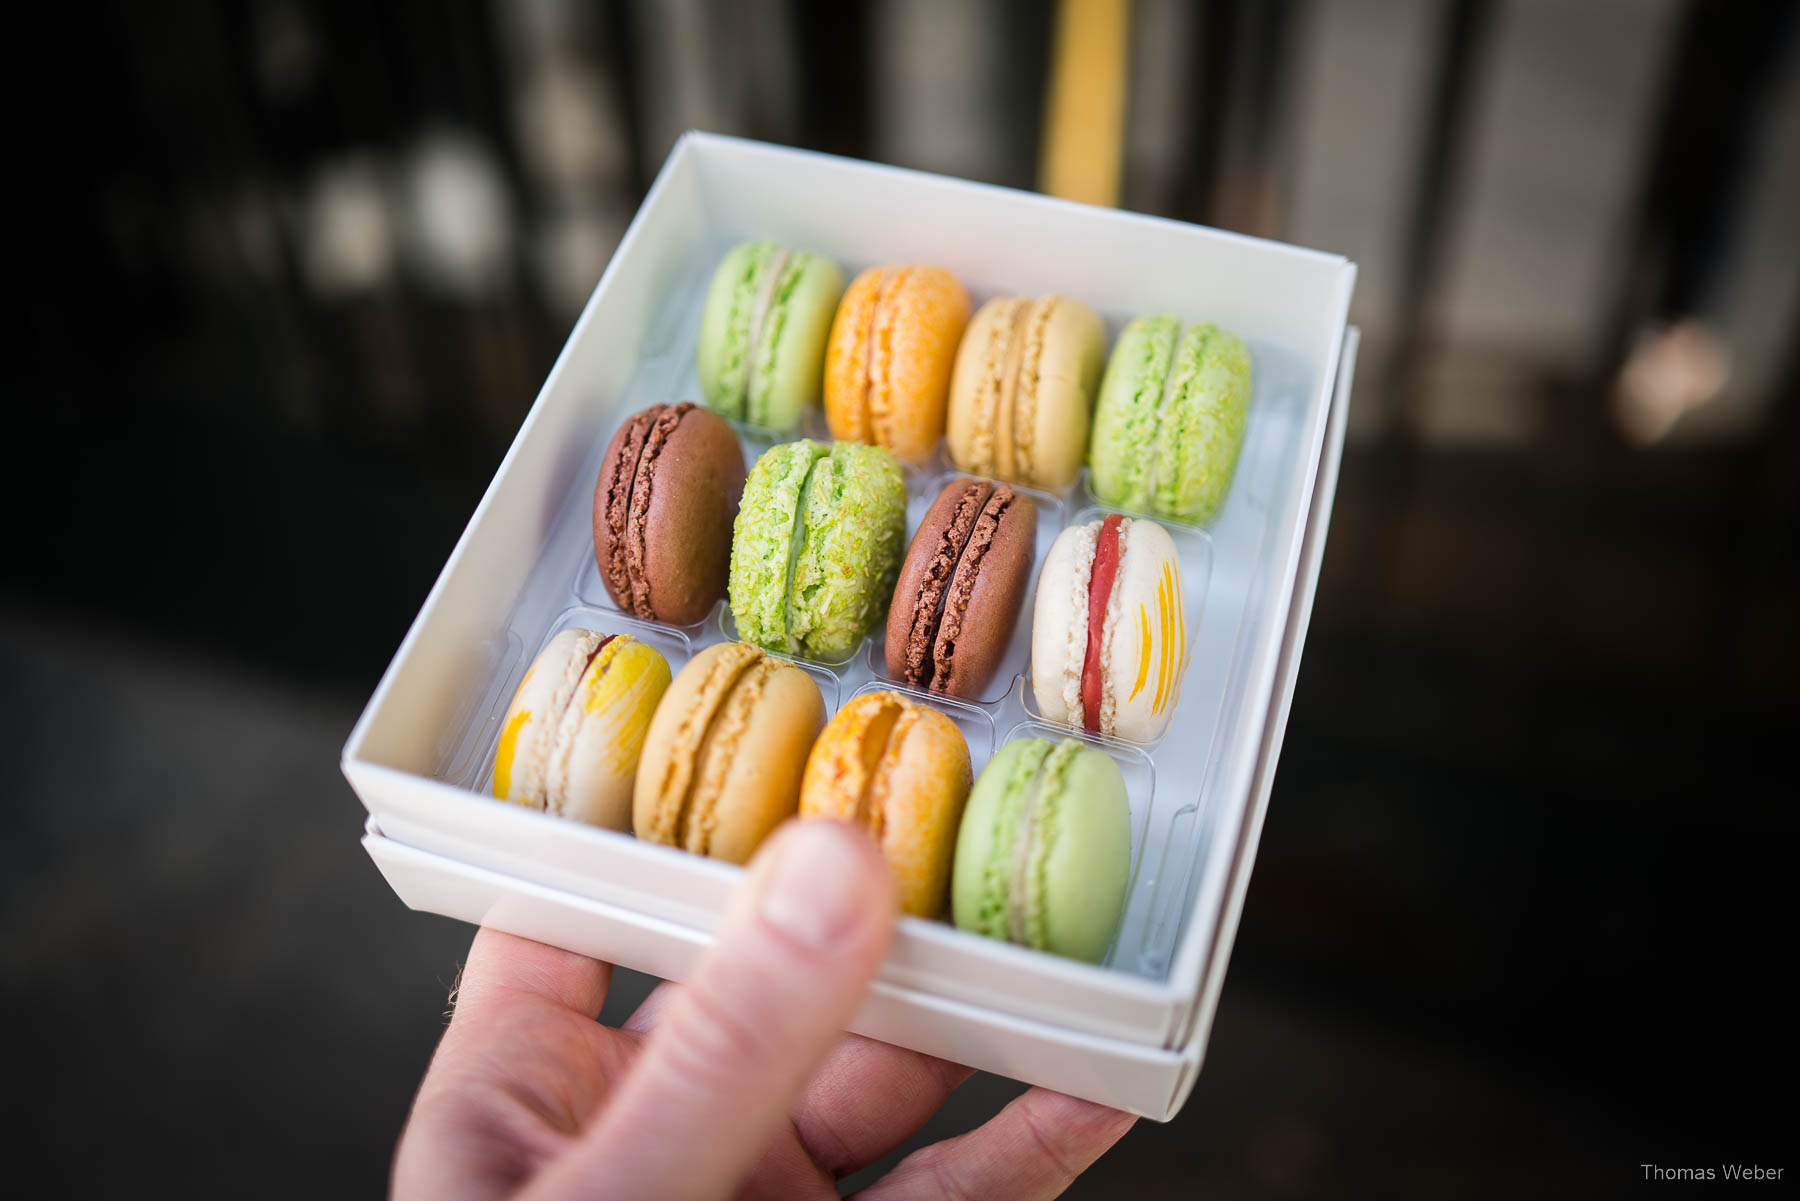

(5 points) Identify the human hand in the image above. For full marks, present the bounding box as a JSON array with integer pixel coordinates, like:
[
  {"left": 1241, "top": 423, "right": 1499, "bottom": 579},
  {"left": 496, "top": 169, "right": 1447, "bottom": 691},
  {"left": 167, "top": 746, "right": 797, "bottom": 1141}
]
[{"left": 392, "top": 819, "right": 1135, "bottom": 1200}]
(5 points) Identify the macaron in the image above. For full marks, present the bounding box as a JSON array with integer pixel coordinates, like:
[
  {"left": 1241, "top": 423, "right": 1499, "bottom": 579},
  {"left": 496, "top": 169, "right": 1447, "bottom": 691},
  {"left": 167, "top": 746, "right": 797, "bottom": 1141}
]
[
  {"left": 945, "top": 294, "right": 1106, "bottom": 491},
  {"left": 799, "top": 691, "right": 973, "bottom": 918},
  {"left": 493, "top": 629, "right": 672, "bottom": 830},
  {"left": 696, "top": 240, "right": 843, "bottom": 429},
  {"left": 884, "top": 478, "right": 1037, "bottom": 699},
  {"left": 592, "top": 402, "right": 747, "bottom": 626},
  {"left": 951, "top": 737, "right": 1131, "bottom": 963},
  {"left": 1032, "top": 514, "right": 1187, "bottom": 743},
  {"left": 729, "top": 439, "right": 907, "bottom": 662},
  {"left": 823, "top": 265, "right": 971, "bottom": 464},
  {"left": 1089, "top": 316, "right": 1253, "bottom": 524},
  {"left": 633, "top": 641, "right": 826, "bottom": 863}
]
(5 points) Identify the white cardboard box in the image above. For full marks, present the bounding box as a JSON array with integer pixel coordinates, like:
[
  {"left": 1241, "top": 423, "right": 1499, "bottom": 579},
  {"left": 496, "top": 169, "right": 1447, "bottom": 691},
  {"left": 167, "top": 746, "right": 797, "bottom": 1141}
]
[{"left": 343, "top": 133, "right": 1357, "bottom": 1121}]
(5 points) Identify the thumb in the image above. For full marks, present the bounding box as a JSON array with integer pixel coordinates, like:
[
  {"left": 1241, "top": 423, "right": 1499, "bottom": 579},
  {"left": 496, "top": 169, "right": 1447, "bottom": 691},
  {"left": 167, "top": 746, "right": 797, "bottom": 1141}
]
[{"left": 524, "top": 819, "right": 896, "bottom": 1201}]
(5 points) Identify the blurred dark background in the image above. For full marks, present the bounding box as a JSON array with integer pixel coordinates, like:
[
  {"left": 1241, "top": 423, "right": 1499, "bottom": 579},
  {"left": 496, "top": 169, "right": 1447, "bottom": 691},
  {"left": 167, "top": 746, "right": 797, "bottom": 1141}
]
[{"left": 5, "top": 0, "right": 1795, "bottom": 1195}]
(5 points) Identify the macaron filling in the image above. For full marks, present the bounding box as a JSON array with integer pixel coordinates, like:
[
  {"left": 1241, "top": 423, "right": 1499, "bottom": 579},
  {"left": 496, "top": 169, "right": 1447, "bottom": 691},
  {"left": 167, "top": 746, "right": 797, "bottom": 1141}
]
[
  {"left": 1081, "top": 516, "right": 1125, "bottom": 732},
  {"left": 1009, "top": 299, "right": 1055, "bottom": 483}
]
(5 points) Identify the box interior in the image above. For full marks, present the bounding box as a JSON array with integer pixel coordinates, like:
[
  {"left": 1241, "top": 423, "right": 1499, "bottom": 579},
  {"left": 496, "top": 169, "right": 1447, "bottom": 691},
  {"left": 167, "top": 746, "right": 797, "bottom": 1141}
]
[{"left": 346, "top": 134, "right": 1354, "bottom": 1036}]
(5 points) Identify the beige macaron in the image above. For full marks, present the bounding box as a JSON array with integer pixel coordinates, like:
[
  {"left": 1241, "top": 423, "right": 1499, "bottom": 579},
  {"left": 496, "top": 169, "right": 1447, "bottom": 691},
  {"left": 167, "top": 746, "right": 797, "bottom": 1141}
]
[
  {"left": 633, "top": 641, "right": 826, "bottom": 863},
  {"left": 946, "top": 295, "right": 1106, "bottom": 491}
]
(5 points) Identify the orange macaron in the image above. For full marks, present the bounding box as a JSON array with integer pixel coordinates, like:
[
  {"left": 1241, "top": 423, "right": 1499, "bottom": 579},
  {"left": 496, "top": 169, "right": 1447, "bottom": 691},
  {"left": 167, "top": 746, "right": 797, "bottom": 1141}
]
[
  {"left": 798, "top": 691, "right": 973, "bottom": 918},
  {"left": 823, "top": 265, "right": 971, "bottom": 465}
]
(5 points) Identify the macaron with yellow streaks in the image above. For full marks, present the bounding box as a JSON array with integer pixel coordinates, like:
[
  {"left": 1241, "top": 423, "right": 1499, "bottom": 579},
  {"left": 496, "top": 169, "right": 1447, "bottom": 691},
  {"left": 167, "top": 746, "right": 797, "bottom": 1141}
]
[
  {"left": 493, "top": 628, "right": 672, "bottom": 830},
  {"left": 633, "top": 641, "right": 826, "bottom": 863},
  {"left": 1031, "top": 514, "right": 1188, "bottom": 743},
  {"left": 799, "top": 691, "right": 973, "bottom": 918}
]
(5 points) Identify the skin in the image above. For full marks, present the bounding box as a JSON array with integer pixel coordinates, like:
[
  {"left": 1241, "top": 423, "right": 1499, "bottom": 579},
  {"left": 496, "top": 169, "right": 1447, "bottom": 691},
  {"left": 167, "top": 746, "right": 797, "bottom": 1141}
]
[{"left": 392, "top": 820, "right": 1136, "bottom": 1201}]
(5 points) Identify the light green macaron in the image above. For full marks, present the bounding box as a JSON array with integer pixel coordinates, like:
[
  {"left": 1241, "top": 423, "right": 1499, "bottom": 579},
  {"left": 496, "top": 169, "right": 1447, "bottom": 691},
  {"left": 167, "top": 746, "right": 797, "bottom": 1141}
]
[
  {"left": 696, "top": 240, "right": 844, "bottom": 429},
  {"left": 1087, "top": 316, "right": 1252, "bottom": 525},
  {"left": 951, "top": 737, "right": 1131, "bottom": 963},
  {"left": 728, "top": 439, "right": 907, "bottom": 662}
]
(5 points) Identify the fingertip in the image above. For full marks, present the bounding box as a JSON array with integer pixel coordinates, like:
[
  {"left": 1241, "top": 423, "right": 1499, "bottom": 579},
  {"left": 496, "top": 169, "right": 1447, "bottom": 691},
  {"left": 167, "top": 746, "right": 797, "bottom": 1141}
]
[{"left": 751, "top": 818, "right": 897, "bottom": 960}]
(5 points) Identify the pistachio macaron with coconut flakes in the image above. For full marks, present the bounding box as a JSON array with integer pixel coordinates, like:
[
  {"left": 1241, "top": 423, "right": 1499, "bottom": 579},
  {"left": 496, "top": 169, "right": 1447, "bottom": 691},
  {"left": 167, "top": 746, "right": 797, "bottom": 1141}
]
[
  {"left": 729, "top": 439, "right": 908, "bottom": 663},
  {"left": 493, "top": 629, "right": 672, "bottom": 830},
  {"left": 1032, "top": 514, "right": 1188, "bottom": 743},
  {"left": 945, "top": 294, "right": 1106, "bottom": 491},
  {"left": 696, "top": 240, "right": 843, "bottom": 429}
]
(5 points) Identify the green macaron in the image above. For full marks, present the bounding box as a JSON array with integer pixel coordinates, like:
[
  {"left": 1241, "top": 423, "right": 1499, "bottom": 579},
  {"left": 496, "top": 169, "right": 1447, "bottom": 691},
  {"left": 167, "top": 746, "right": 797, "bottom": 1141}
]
[
  {"left": 728, "top": 439, "right": 907, "bottom": 662},
  {"left": 951, "top": 737, "right": 1131, "bottom": 963},
  {"left": 1087, "top": 315, "right": 1252, "bottom": 525},
  {"left": 696, "top": 240, "right": 844, "bottom": 429}
]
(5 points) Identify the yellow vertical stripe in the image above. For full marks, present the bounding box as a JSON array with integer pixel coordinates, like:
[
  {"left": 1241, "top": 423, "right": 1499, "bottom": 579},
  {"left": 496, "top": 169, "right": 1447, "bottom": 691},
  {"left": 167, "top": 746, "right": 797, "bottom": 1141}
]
[
  {"left": 1039, "top": 0, "right": 1131, "bottom": 207},
  {"left": 1130, "top": 604, "right": 1151, "bottom": 700},
  {"left": 1153, "top": 569, "right": 1172, "bottom": 714}
]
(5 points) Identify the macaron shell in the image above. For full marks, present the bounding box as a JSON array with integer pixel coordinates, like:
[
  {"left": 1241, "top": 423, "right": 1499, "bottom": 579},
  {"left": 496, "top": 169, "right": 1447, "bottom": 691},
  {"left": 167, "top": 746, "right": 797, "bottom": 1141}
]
[
  {"left": 1087, "top": 314, "right": 1180, "bottom": 512},
  {"left": 825, "top": 266, "right": 971, "bottom": 464},
  {"left": 786, "top": 442, "right": 908, "bottom": 661},
  {"left": 1029, "top": 522, "right": 1094, "bottom": 728},
  {"left": 635, "top": 405, "right": 746, "bottom": 624},
  {"left": 751, "top": 252, "right": 843, "bottom": 429},
  {"left": 876, "top": 705, "right": 973, "bottom": 917},
  {"left": 933, "top": 487, "right": 1037, "bottom": 699},
  {"left": 1104, "top": 519, "right": 1186, "bottom": 742},
  {"left": 1037, "top": 745, "right": 1131, "bottom": 962},
  {"left": 555, "top": 639, "right": 671, "bottom": 829},
  {"left": 1158, "top": 323, "right": 1251, "bottom": 523},
  {"left": 1019, "top": 297, "right": 1106, "bottom": 490},
  {"left": 689, "top": 656, "right": 825, "bottom": 862}
]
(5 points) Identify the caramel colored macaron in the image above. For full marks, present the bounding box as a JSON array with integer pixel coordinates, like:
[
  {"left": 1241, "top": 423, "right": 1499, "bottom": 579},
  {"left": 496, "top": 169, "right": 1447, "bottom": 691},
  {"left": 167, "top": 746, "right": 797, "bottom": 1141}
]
[
  {"left": 594, "top": 403, "right": 747, "bottom": 626},
  {"left": 946, "top": 295, "right": 1106, "bottom": 491},
  {"left": 799, "top": 691, "right": 973, "bottom": 918},
  {"left": 824, "top": 265, "right": 971, "bottom": 465},
  {"left": 633, "top": 642, "right": 826, "bottom": 863},
  {"left": 885, "top": 479, "right": 1037, "bottom": 700}
]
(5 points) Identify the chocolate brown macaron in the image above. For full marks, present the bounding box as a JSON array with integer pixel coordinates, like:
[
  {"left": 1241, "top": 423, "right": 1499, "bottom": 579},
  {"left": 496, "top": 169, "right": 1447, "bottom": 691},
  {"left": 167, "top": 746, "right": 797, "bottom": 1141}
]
[
  {"left": 593, "top": 402, "right": 746, "bottom": 626},
  {"left": 885, "top": 479, "right": 1037, "bottom": 699}
]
